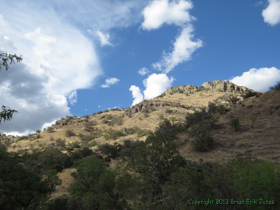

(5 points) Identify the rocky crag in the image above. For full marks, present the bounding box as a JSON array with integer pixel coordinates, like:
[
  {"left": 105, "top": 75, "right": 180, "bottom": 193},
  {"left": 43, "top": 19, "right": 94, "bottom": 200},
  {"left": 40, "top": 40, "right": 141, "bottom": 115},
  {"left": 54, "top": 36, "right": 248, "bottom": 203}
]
[{"left": 125, "top": 80, "right": 259, "bottom": 117}]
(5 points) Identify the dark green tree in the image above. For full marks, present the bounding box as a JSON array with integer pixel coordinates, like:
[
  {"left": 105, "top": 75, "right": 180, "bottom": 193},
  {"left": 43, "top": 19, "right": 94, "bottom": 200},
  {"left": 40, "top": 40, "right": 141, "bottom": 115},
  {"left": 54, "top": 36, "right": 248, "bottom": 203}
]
[
  {"left": 128, "top": 119, "right": 186, "bottom": 208},
  {"left": 0, "top": 143, "right": 52, "bottom": 210},
  {"left": 67, "top": 156, "right": 118, "bottom": 209}
]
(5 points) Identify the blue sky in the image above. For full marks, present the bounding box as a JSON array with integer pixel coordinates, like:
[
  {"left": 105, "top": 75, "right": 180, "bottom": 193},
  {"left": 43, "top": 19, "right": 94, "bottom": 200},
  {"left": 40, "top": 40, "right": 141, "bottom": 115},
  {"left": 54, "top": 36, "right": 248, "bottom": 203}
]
[{"left": 0, "top": 0, "right": 280, "bottom": 135}]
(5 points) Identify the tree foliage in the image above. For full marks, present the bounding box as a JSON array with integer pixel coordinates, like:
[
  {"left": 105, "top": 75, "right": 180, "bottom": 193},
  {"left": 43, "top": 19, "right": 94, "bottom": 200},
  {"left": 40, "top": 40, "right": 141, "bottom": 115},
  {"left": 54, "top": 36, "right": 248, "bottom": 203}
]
[
  {"left": 0, "top": 51, "right": 22, "bottom": 71},
  {"left": 0, "top": 106, "right": 17, "bottom": 124},
  {"left": 0, "top": 51, "right": 22, "bottom": 124}
]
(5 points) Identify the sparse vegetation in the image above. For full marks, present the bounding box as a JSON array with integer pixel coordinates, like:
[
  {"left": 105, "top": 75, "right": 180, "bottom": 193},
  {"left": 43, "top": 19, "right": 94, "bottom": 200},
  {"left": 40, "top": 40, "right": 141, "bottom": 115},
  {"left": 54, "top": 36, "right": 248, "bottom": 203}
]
[
  {"left": 78, "top": 133, "right": 95, "bottom": 142},
  {"left": 55, "top": 138, "right": 65, "bottom": 148},
  {"left": 243, "top": 91, "right": 261, "bottom": 98},
  {"left": 230, "top": 117, "right": 240, "bottom": 131},
  {"left": 65, "top": 129, "right": 75, "bottom": 137},
  {"left": 47, "top": 127, "right": 54, "bottom": 133},
  {"left": 169, "top": 116, "right": 176, "bottom": 122}
]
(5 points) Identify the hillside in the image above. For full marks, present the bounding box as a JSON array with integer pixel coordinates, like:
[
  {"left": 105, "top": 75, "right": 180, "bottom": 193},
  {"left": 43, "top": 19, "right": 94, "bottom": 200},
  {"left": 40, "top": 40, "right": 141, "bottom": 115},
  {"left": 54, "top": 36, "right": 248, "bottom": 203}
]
[
  {"left": 2, "top": 79, "right": 280, "bottom": 165},
  {"left": 1, "top": 80, "right": 280, "bottom": 208}
]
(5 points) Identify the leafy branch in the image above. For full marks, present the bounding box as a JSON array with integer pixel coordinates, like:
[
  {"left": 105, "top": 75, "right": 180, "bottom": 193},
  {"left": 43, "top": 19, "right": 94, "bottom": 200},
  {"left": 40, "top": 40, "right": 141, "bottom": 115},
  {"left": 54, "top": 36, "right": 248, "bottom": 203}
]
[
  {"left": 0, "top": 106, "right": 18, "bottom": 124},
  {"left": 0, "top": 51, "right": 22, "bottom": 71}
]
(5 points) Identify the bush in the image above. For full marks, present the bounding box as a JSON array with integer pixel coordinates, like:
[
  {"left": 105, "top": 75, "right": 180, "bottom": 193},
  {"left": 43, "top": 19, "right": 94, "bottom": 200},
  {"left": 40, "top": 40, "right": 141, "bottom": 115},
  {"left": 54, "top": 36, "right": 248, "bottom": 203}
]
[
  {"left": 103, "top": 133, "right": 110, "bottom": 139},
  {"left": 118, "top": 140, "right": 145, "bottom": 160},
  {"left": 68, "top": 141, "right": 80, "bottom": 149},
  {"left": 98, "top": 143, "right": 119, "bottom": 159},
  {"left": 230, "top": 117, "right": 240, "bottom": 131},
  {"left": 65, "top": 130, "right": 75, "bottom": 137},
  {"left": 55, "top": 138, "right": 65, "bottom": 148},
  {"left": 191, "top": 135, "right": 214, "bottom": 152},
  {"left": 70, "top": 147, "right": 93, "bottom": 161},
  {"left": 243, "top": 91, "right": 260, "bottom": 99},
  {"left": 47, "top": 127, "right": 54, "bottom": 133},
  {"left": 185, "top": 109, "right": 216, "bottom": 137},
  {"left": 169, "top": 116, "right": 176, "bottom": 122},
  {"left": 78, "top": 134, "right": 95, "bottom": 142}
]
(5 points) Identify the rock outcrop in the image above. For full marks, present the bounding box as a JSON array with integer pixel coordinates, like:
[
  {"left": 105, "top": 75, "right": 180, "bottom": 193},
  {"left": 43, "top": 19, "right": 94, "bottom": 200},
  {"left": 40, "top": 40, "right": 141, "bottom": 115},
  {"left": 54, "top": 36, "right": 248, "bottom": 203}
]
[
  {"left": 160, "top": 80, "right": 254, "bottom": 97},
  {"left": 124, "top": 101, "right": 192, "bottom": 117},
  {"left": 203, "top": 80, "right": 251, "bottom": 93},
  {"left": 124, "top": 80, "right": 259, "bottom": 117}
]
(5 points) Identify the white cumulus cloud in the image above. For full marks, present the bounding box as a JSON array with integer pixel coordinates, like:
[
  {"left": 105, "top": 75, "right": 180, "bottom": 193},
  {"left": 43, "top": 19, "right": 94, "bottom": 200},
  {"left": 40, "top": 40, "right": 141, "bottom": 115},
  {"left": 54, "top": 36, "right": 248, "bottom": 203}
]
[
  {"left": 230, "top": 67, "right": 280, "bottom": 91},
  {"left": 129, "top": 85, "right": 144, "bottom": 106},
  {"left": 129, "top": 73, "right": 174, "bottom": 106},
  {"left": 143, "top": 73, "right": 174, "bottom": 99},
  {"left": 141, "top": 0, "right": 202, "bottom": 73},
  {"left": 97, "top": 31, "right": 113, "bottom": 46},
  {"left": 141, "top": 0, "right": 194, "bottom": 30},
  {"left": 153, "top": 26, "right": 203, "bottom": 73},
  {"left": 101, "top": 78, "right": 120, "bottom": 88},
  {"left": 138, "top": 67, "right": 150, "bottom": 75},
  {"left": 0, "top": 1, "right": 102, "bottom": 135},
  {"left": 262, "top": 0, "right": 280, "bottom": 26}
]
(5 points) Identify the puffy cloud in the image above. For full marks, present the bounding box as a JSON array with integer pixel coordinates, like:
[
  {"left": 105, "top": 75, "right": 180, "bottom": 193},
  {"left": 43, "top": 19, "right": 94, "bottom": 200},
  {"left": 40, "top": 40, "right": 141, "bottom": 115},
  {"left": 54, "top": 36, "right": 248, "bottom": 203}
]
[
  {"left": 153, "top": 26, "right": 203, "bottom": 73},
  {"left": 143, "top": 73, "right": 174, "bottom": 99},
  {"left": 262, "top": 0, "right": 280, "bottom": 26},
  {"left": 129, "top": 73, "right": 174, "bottom": 106},
  {"left": 138, "top": 67, "right": 150, "bottom": 75},
  {"left": 97, "top": 31, "right": 113, "bottom": 46},
  {"left": 129, "top": 85, "right": 144, "bottom": 106},
  {"left": 0, "top": 1, "right": 102, "bottom": 134},
  {"left": 230, "top": 67, "right": 280, "bottom": 91},
  {"left": 141, "top": 0, "right": 193, "bottom": 30},
  {"left": 141, "top": 0, "right": 202, "bottom": 73},
  {"left": 101, "top": 78, "right": 120, "bottom": 88},
  {"left": 68, "top": 90, "right": 77, "bottom": 105}
]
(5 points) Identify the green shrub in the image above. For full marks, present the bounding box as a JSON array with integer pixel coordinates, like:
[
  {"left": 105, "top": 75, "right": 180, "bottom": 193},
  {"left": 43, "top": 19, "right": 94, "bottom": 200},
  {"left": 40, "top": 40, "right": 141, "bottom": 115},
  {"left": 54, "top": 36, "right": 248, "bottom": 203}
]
[
  {"left": 124, "top": 127, "right": 137, "bottom": 134},
  {"left": 78, "top": 134, "right": 95, "bottom": 142},
  {"left": 36, "top": 129, "right": 41, "bottom": 134},
  {"left": 47, "top": 127, "right": 54, "bottom": 133},
  {"left": 185, "top": 109, "right": 216, "bottom": 137},
  {"left": 169, "top": 116, "right": 176, "bottom": 123},
  {"left": 243, "top": 91, "right": 260, "bottom": 98},
  {"left": 98, "top": 143, "right": 119, "bottom": 159},
  {"left": 191, "top": 135, "right": 214, "bottom": 152},
  {"left": 230, "top": 117, "right": 240, "bottom": 131},
  {"left": 164, "top": 108, "right": 173, "bottom": 114},
  {"left": 70, "top": 147, "right": 93, "bottom": 161},
  {"left": 103, "top": 133, "right": 110, "bottom": 139},
  {"left": 65, "top": 130, "right": 75, "bottom": 137},
  {"left": 69, "top": 141, "right": 80, "bottom": 149},
  {"left": 55, "top": 138, "right": 65, "bottom": 148}
]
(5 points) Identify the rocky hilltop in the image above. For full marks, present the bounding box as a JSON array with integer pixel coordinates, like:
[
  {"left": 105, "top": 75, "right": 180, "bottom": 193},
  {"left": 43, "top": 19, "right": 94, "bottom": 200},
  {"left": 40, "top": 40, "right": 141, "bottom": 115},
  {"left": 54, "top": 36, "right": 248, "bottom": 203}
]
[
  {"left": 163, "top": 80, "right": 254, "bottom": 96},
  {"left": 125, "top": 80, "right": 259, "bottom": 117}
]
